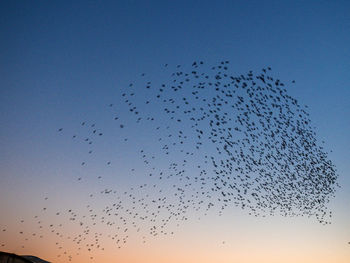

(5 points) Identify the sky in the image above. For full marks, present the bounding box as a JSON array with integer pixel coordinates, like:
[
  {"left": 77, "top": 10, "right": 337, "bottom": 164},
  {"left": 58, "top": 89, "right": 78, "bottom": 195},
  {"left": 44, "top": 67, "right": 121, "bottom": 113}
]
[{"left": 1, "top": 1, "right": 350, "bottom": 262}]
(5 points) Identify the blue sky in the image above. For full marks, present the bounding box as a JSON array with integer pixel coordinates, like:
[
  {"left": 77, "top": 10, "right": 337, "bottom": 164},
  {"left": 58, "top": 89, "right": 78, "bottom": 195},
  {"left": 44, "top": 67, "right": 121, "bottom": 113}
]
[{"left": 1, "top": 1, "right": 350, "bottom": 262}]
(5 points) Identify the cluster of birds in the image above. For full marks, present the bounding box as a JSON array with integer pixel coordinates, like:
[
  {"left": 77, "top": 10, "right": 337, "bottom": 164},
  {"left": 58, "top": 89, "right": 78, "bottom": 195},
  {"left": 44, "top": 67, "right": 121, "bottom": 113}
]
[{"left": 1, "top": 61, "right": 340, "bottom": 261}]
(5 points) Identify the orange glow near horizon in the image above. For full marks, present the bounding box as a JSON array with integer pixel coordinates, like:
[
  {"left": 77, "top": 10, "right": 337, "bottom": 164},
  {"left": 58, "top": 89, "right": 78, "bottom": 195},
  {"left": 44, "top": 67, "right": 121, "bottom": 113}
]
[{"left": 1, "top": 207, "right": 349, "bottom": 263}]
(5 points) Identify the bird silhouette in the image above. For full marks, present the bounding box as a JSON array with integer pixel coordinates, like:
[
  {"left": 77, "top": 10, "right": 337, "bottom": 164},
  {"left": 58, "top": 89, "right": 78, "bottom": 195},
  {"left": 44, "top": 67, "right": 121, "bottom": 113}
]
[{"left": 2, "top": 60, "right": 339, "bottom": 262}]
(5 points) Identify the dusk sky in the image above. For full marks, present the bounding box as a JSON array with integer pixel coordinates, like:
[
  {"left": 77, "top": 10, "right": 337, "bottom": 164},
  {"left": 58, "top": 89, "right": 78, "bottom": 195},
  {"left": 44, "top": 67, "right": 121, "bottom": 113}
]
[{"left": 1, "top": 1, "right": 350, "bottom": 263}]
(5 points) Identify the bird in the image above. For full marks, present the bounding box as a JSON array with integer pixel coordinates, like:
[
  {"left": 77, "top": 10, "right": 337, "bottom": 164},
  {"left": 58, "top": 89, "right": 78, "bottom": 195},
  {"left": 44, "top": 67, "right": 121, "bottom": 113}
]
[{"left": 7, "top": 60, "right": 338, "bottom": 262}]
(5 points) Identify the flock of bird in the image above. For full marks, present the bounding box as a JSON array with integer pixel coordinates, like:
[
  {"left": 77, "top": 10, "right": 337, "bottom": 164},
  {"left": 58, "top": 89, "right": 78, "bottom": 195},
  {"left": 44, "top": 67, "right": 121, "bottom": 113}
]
[{"left": 1, "top": 61, "right": 340, "bottom": 261}]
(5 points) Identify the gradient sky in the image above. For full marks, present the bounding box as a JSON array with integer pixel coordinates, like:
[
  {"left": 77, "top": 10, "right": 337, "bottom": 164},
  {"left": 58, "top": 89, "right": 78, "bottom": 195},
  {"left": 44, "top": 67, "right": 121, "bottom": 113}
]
[{"left": 1, "top": 1, "right": 350, "bottom": 262}]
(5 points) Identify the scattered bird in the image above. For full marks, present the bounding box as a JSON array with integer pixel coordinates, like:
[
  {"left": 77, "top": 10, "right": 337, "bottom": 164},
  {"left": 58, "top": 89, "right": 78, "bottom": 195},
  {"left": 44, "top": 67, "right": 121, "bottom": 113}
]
[{"left": 4, "top": 60, "right": 339, "bottom": 262}]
